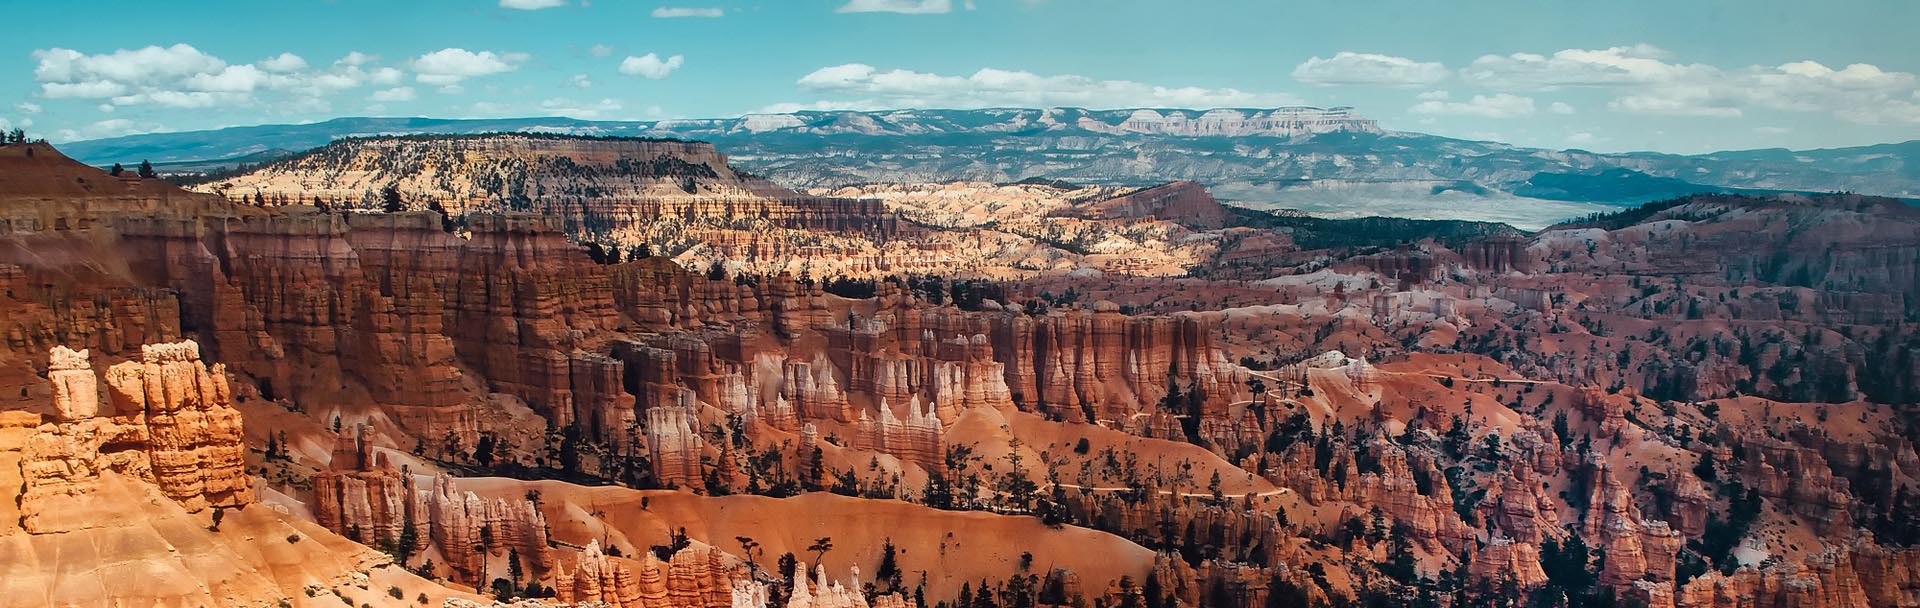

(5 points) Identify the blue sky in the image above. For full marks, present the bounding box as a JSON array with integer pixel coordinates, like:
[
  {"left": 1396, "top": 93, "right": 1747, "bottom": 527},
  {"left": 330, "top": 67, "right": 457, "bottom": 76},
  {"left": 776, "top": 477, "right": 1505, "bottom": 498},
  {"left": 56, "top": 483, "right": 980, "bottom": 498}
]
[{"left": 3, "top": 0, "right": 1917, "bottom": 153}]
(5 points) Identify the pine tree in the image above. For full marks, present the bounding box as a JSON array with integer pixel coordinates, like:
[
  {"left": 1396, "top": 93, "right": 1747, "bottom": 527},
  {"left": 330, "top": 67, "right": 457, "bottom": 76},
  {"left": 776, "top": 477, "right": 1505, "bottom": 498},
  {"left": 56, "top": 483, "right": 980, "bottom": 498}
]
[
  {"left": 380, "top": 183, "right": 404, "bottom": 212},
  {"left": 876, "top": 537, "right": 903, "bottom": 592},
  {"left": 138, "top": 160, "right": 156, "bottom": 178},
  {"left": 110, "top": 163, "right": 124, "bottom": 176},
  {"left": 508, "top": 548, "right": 523, "bottom": 584}
]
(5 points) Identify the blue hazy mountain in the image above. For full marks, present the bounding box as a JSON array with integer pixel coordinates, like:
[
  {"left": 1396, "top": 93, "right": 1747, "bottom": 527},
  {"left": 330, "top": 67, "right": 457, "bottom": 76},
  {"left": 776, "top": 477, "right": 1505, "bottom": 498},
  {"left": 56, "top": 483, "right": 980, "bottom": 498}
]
[{"left": 60, "top": 109, "right": 1918, "bottom": 226}]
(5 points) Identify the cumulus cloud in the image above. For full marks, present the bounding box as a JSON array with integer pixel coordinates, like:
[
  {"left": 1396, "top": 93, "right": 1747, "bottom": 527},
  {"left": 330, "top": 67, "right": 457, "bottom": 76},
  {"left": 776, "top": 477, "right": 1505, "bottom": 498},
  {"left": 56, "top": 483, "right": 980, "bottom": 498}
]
[
  {"left": 16, "top": 102, "right": 41, "bottom": 114},
  {"left": 370, "top": 87, "right": 417, "bottom": 102},
  {"left": 1410, "top": 93, "right": 1537, "bottom": 118},
  {"left": 53, "top": 117, "right": 163, "bottom": 142},
  {"left": 33, "top": 44, "right": 225, "bottom": 87},
  {"left": 788, "top": 63, "right": 1300, "bottom": 110},
  {"left": 500, "top": 0, "right": 565, "bottom": 9},
  {"left": 1464, "top": 44, "right": 1920, "bottom": 124},
  {"left": 837, "top": 0, "right": 952, "bottom": 14},
  {"left": 30, "top": 44, "right": 403, "bottom": 114},
  {"left": 369, "top": 67, "right": 405, "bottom": 86},
  {"left": 652, "top": 6, "right": 724, "bottom": 17},
  {"left": 110, "top": 90, "right": 245, "bottom": 109},
  {"left": 42, "top": 80, "right": 128, "bottom": 99},
  {"left": 1292, "top": 52, "right": 1448, "bottom": 86},
  {"left": 619, "top": 53, "right": 685, "bottom": 79},
  {"left": 182, "top": 65, "right": 268, "bottom": 93},
  {"left": 1462, "top": 44, "right": 1702, "bottom": 89},
  {"left": 539, "top": 97, "right": 624, "bottom": 118},
  {"left": 257, "top": 53, "right": 309, "bottom": 73},
  {"left": 1566, "top": 131, "right": 1601, "bottom": 146},
  {"left": 1548, "top": 101, "right": 1575, "bottom": 115},
  {"left": 411, "top": 48, "right": 526, "bottom": 85}
]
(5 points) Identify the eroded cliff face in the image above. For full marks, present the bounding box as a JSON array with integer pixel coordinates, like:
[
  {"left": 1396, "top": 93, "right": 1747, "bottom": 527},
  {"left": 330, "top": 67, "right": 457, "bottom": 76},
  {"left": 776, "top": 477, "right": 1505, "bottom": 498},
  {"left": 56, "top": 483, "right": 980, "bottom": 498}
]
[
  {"left": 1063, "top": 181, "right": 1232, "bottom": 230},
  {"left": 10, "top": 141, "right": 1920, "bottom": 608},
  {"left": 2, "top": 342, "right": 442, "bottom": 608},
  {"left": 309, "top": 423, "right": 552, "bottom": 586},
  {"left": 19, "top": 341, "right": 252, "bottom": 531},
  {"left": 193, "top": 134, "right": 910, "bottom": 278}
]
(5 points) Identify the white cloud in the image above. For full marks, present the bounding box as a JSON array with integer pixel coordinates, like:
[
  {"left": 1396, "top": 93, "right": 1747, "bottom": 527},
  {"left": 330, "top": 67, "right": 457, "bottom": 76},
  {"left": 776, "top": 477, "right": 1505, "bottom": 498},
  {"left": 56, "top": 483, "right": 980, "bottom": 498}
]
[
  {"left": 111, "top": 90, "right": 245, "bottom": 109},
  {"left": 652, "top": 6, "right": 725, "bottom": 17},
  {"left": 59, "top": 118, "right": 160, "bottom": 141},
  {"left": 1410, "top": 93, "right": 1537, "bottom": 118},
  {"left": 411, "top": 48, "right": 526, "bottom": 85},
  {"left": 619, "top": 53, "right": 685, "bottom": 79},
  {"left": 369, "top": 67, "right": 406, "bottom": 86},
  {"left": 33, "top": 44, "right": 226, "bottom": 86},
  {"left": 539, "top": 97, "right": 624, "bottom": 118},
  {"left": 1416, "top": 90, "right": 1450, "bottom": 101},
  {"left": 371, "top": 87, "right": 417, "bottom": 102},
  {"left": 257, "top": 53, "right": 309, "bottom": 73},
  {"left": 1753, "top": 126, "right": 1792, "bottom": 135},
  {"left": 1292, "top": 52, "right": 1447, "bottom": 87},
  {"left": 837, "top": 0, "right": 952, "bottom": 14},
  {"left": 571, "top": 74, "right": 594, "bottom": 88},
  {"left": 16, "top": 102, "right": 41, "bottom": 114},
  {"left": 1464, "top": 44, "right": 1920, "bottom": 124},
  {"left": 182, "top": 64, "right": 268, "bottom": 93},
  {"left": 462, "top": 101, "right": 515, "bottom": 117},
  {"left": 1463, "top": 44, "right": 1703, "bottom": 89},
  {"left": 589, "top": 44, "right": 614, "bottom": 58},
  {"left": 41, "top": 80, "right": 128, "bottom": 99},
  {"left": 500, "top": 0, "right": 565, "bottom": 9},
  {"left": 87, "top": 118, "right": 132, "bottom": 134},
  {"left": 30, "top": 43, "right": 406, "bottom": 116},
  {"left": 1607, "top": 91, "right": 1740, "bottom": 117},
  {"left": 790, "top": 63, "right": 1301, "bottom": 110},
  {"left": 1548, "top": 101, "right": 1575, "bottom": 115},
  {"left": 1566, "top": 131, "right": 1601, "bottom": 146}
]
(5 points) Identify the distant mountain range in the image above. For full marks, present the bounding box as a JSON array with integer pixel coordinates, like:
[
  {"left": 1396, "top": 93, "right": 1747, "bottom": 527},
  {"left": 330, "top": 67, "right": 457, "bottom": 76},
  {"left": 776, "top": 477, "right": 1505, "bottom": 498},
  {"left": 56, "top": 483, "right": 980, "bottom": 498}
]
[{"left": 60, "top": 108, "right": 1920, "bottom": 229}]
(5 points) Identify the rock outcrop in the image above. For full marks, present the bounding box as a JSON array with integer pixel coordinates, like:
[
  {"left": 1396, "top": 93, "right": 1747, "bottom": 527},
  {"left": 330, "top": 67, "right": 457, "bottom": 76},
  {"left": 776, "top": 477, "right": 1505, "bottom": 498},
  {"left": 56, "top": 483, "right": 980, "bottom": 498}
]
[
  {"left": 426, "top": 473, "right": 553, "bottom": 583},
  {"left": 1063, "top": 181, "right": 1231, "bottom": 230},
  {"left": 195, "top": 134, "right": 907, "bottom": 275},
  {"left": 1469, "top": 536, "right": 1550, "bottom": 589},
  {"left": 853, "top": 397, "right": 944, "bottom": 473},
  {"left": 553, "top": 541, "right": 759, "bottom": 608},
  {"left": 648, "top": 405, "right": 708, "bottom": 489},
  {"left": 311, "top": 424, "right": 428, "bottom": 551},
  {"left": 19, "top": 341, "right": 253, "bottom": 529},
  {"left": 1583, "top": 459, "right": 1683, "bottom": 588}
]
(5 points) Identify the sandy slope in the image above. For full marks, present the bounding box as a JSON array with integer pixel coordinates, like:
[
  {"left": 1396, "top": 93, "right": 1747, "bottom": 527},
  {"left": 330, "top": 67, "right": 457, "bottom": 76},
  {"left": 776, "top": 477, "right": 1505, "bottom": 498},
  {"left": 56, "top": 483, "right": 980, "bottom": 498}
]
[{"left": 459, "top": 478, "right": 1155, "bottom": 600}]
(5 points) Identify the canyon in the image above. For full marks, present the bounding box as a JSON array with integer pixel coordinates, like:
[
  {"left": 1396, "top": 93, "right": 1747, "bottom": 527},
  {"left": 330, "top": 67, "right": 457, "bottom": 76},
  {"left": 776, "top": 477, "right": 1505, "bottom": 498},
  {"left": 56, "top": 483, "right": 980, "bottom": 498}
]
[{"left": 2, "top": 131, "right": 1918, "bottom": 608}]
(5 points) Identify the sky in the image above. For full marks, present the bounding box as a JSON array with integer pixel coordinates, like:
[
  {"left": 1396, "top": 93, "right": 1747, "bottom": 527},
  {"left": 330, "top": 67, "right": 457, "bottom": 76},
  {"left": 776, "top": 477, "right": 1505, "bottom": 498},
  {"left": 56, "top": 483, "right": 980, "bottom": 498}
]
[{"left": 2, "top": 0, "right": 1918, "bottom": 154}]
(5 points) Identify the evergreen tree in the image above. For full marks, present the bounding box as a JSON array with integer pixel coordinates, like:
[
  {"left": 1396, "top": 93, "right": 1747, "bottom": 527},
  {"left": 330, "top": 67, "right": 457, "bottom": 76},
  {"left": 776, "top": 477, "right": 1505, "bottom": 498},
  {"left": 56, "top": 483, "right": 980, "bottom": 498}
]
[
  {"left": 110, "top": 163, "right": 124, "bottom": 176},
  {"left": 508, "top": 548, "right": 523, "bottom": 584},
  {"left": 807, "top": 537, "right": 833, "bottom": 565},
  {"left": 138, "top": 160, "right": 156, "bottom": 178},
  {"left": 876, "top": 537, "right": 903, "bottom": 592},
  {"left": 380, "top": 183, "right": 404, "bottom": 212},
  {"left": 1142, "top": 574, "right": 1165, "bottom": 608}
]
